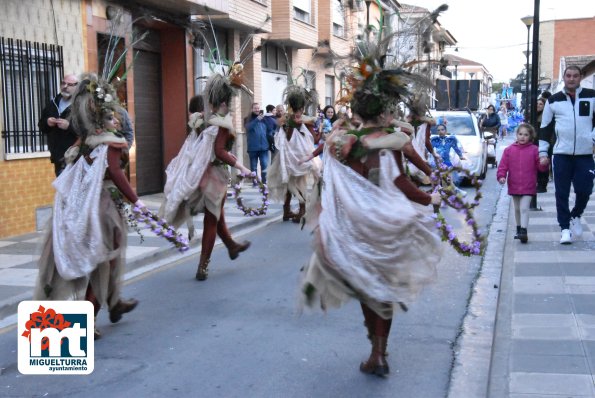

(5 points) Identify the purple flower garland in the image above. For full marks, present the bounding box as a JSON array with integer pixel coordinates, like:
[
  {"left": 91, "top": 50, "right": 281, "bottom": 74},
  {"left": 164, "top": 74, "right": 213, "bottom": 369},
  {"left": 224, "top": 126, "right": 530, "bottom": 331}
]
[
  {"left": 232, "top": 172, "right": 269, "bottom": 216},
  {"left": 130, "top": 206, "right": 190, "bottom": 253},
  {"left": 109, "top": 187, "right": 190, "bottom": 253},
  {"left": 431, "top": 163, "right": 485, "bottom": 256}
]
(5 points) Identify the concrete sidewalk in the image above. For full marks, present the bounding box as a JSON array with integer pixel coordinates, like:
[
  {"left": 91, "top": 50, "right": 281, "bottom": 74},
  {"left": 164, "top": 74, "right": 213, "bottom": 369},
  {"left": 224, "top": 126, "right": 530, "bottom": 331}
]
[
  {"left": 488, "top": 184, "right": 595, "bottom": 397},
  {"left": 450, "top": 175, "right": 595, "bottom": 398},
  {"left": 0, "top": 185, "right": 283, "bottom": 328}
]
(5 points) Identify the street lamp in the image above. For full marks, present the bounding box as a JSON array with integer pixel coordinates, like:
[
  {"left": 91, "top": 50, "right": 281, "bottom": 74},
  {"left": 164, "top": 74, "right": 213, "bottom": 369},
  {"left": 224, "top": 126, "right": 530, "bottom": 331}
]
[
  {"left": 521, "top": 15, "right": 533, "bottom": 119},
  {"left": 451, "top": 59, "right": 460, "bottom": 81}
]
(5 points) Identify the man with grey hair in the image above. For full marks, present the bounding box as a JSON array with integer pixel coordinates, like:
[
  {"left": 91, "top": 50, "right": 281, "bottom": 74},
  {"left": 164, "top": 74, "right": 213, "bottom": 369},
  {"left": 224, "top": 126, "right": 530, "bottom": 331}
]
[
  {"left": 39, "top": 74, "right": 79, "bottom": 176},
  {"left": 539, "top": 65, "right": 595, "bottom": 244}
]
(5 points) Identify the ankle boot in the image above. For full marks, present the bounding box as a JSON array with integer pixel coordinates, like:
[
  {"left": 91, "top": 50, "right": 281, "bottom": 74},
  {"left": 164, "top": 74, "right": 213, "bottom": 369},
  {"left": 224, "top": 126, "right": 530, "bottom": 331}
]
[
  {"left": 519, "top": 227, "right": 528, "bottom": 243},
  {"left": 196, "top": 255, "right": 211, "bottom": 281},
  {"left": 227, "top": 240, "right": 251, "bottom": 260},
  {"left": 283, "top": 192, "right": 296, "bottom": 221},
  {"left": 282, "top": 205, "right": 295, "bottom": 221},
  {"left": 514, "top": 226, "right": 521, "bottom": 239},
  {"left": 363, "top": 321, "right": 388, "bottom": 357},
  {"left": 292, "top": 203, "right": 306, "bottom": 223},
  {"left": 360, "top": 336, "right": 389, "bottom": 376},
  {"left": 109, "top": 298, "right": 139, "bottom": 324}
]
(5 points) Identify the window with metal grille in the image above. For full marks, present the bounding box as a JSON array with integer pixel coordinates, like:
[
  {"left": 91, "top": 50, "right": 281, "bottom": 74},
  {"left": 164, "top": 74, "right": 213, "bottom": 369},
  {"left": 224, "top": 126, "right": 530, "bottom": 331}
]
[{"left": 0, "top": 37, "right": 63, "bottom": 157}]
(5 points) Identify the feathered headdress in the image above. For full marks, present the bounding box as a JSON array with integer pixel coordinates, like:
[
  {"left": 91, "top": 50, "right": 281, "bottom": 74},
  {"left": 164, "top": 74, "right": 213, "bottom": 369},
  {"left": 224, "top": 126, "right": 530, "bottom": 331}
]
[
  {"left": 70, "top": 73, "right": 120, "bottom": 139},
  {"left": 282, "top": 68, "right": 319, "bottom": 115},
  {"left": 69, "top": 8, "right": 148, "bottom": 139},
  {"left": 336, "top": 2, "right": 448, "bottom": 119},
  {"left": 192, "top": 14, "right": 271, "bottom": 103}
]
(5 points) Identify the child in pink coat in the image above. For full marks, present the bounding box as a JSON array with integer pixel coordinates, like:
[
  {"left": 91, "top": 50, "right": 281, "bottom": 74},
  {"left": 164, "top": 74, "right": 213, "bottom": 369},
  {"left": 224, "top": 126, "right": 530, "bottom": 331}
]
[{"left": 497, "top": 123, "right": 548, "bottom": 243}]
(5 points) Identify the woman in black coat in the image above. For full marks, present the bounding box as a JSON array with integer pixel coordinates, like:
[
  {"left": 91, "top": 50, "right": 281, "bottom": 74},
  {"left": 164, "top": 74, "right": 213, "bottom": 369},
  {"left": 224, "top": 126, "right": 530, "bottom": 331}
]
[{"left": 480, "top": 104, "right": 501, "bottom": 132}]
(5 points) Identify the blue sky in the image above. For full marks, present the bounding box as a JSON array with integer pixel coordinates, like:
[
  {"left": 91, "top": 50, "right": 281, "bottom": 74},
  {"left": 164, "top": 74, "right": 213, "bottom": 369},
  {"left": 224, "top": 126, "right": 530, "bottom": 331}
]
[{"left": 408, "top": 0, "right": 595, "bottom": 82}]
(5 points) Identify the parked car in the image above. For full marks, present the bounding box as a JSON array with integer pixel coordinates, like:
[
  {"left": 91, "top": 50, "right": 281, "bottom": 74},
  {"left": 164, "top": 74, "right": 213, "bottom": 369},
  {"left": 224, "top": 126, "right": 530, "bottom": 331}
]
[{"left": 429, "top": 109, "right": 488, "bottom": 180}]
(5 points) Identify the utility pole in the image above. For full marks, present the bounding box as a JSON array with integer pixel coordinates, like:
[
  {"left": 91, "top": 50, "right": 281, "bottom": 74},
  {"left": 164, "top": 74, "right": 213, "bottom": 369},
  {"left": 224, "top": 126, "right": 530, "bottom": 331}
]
[
  {"left": 530, "top": 0, "right": 542, "bottom": 211},
  {"left": 530, "top": 0, "right": 540, "bottom": 127}
]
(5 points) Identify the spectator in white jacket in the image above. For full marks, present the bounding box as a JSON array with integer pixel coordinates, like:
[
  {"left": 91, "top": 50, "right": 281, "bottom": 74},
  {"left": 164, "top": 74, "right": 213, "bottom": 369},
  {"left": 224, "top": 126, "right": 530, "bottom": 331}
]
[{"left": 539, "top": 65, "right": 595, "bottom": 244}]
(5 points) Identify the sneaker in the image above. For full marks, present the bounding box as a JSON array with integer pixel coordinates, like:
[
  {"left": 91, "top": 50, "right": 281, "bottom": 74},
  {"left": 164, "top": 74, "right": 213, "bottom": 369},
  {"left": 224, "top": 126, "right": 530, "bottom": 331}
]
[
  {"left": 570, "top": 217, "right": 583, "bottom": 238},
  {"left": 560, "top": 229, "right": 572, "bottom": 245}
]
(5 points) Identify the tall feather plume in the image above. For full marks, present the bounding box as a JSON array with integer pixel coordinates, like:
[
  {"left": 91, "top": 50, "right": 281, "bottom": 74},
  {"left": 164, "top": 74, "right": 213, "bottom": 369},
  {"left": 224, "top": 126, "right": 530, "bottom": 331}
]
[
  {"left": 100, "top": 8, "right": 149, "bottom": 84},
  {"left": 335, "top": 2, "right": 449, "bottom": 118}
]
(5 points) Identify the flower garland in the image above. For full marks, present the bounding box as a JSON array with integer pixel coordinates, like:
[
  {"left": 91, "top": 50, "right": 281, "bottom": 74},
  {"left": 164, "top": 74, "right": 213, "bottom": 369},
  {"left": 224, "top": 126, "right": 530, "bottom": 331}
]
[
  {"left": 430, "top": 163, "right": 485, "bottom": 256},
  {"left": 109, "top": 188, "right": 190, "bottom": 253},
  {"left": 232, "top": 172, "right": 269, "bottom": 216}
]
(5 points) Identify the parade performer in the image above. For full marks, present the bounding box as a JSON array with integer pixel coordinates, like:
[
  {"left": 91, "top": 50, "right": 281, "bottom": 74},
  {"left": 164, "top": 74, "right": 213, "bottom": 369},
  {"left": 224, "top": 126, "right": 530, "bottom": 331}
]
[
  {"left": 405, "top": 95, "right": 438, "bottom": 185},
  {"left": 267, "top": 82, "right": 322, "bottom": 223},
  {"left": 33, "top": 74, "right": 139, "bottom": 338},
  {"left": 161, "top": 65, "right": 252, "bottom": 281},
  {"left": 299, "top": 7, "right": 444, "bottom": 375}
]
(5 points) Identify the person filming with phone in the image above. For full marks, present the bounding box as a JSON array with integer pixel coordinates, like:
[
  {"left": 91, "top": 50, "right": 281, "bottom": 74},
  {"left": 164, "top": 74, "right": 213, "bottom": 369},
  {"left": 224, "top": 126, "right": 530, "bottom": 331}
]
[{"left": 244, "top": 102, "right": 270, "bottom": 185}]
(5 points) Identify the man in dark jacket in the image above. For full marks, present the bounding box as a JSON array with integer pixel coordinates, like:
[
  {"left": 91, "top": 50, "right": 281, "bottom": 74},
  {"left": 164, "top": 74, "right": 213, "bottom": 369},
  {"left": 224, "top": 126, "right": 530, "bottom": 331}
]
[
  {"left": 38, "top": 74, "right": 79, "bottom": 176},
  {"left": 263, "top": 104, "right": 278, "bottom": 155},
  {"left": 244, "top": 102, "right": 270, "bottom": 184}
]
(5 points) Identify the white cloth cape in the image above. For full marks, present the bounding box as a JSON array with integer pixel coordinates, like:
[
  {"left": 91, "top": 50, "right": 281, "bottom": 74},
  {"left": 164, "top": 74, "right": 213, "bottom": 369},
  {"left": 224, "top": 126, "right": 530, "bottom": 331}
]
[
  {"left": 275, "top": 123, "right": 321, "bottom": 183},
  {"left": 303, "top": 144, "right": 441, "bottom": 312},
  {"left": 52, "top": 142, "right": 115, "bottom": 280},
  {"left": 269, "top": 123, "right": 322, "bottom": 202},
  {"left": 162, "top": 125, "right": 218, "bottom": 223}
]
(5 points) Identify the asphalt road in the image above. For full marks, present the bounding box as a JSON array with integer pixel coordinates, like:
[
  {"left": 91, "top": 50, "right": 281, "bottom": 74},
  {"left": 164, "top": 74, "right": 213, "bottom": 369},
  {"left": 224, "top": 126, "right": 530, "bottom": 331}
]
[{"left": 0, "top": 165, "right": 502, "bottom": 398}]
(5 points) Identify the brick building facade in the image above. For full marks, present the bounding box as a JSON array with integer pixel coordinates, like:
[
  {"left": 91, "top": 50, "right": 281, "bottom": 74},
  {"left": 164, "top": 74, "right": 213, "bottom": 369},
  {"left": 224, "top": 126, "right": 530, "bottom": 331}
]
[{"left": 539, "top": 17, "right": 595, "bottom": 92}]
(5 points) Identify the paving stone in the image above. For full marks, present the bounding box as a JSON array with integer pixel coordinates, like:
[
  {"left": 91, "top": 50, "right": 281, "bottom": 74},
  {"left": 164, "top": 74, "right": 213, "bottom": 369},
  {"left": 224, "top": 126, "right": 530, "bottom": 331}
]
[
  {"left": 510, "top": 372, "right": 594, "bottom": 395},
  {"left": 513, "top": 325, "right": 580, "bottom": 340},
  {"left": 514, "top": 294, "right": 573, "bottom": 314},
  {"left": 571, "top": 295, "right": 595, "bottom": 315},
  {"left": 562, "top": 263, "right": 595, "bottom": 276},
  {"left": 511, "top": 339, "right": 584, "bottom": 356},
  {"left": 514, "top": 277, "right": 566, "bottom": 294},
  {"left": 513, "top": 314, "right": 576, "bottom": 327},
  {"left": 512, "top": 354, "right": 589, "bottom": 374},
  {"left": 0, "top": 284, "right": 31, "bottom": 303},
  {"left": 515, "top": 250, "right": 595, "bottom": 264},
  {"left": 0, "top": 254, "right": 40, "bottom": 269},
  {"left": 515, "top": 263, "right": 562, "bottom": 277}
]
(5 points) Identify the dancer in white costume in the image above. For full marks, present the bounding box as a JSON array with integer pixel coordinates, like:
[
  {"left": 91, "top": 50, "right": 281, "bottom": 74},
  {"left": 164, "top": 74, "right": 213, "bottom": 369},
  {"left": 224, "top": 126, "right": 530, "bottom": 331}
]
[
  {"left": 404, "top": 97, "right": 439, "bottom": 185},
  {"left": 299, "top": 3, "right": 448, "bottom": 373},
  {"left": 34, "top": 74, "right": 139, "bottom": 339},
  {"left": 160, "top": 72, "right": 252, "bottom": 281},
  {"left": 267, "top": 85, "right": 322, "bottom": 223},
  {"left": 301, "top": 91, "right": 443, "bottom": 376}
]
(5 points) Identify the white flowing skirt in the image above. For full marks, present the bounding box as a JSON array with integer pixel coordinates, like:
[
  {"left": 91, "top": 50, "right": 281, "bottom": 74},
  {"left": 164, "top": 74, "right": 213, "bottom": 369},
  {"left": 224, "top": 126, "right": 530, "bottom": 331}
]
[{"left": 300, "top": 150, "right": 442, "bottom": 319}]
